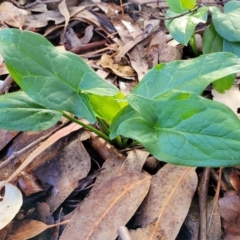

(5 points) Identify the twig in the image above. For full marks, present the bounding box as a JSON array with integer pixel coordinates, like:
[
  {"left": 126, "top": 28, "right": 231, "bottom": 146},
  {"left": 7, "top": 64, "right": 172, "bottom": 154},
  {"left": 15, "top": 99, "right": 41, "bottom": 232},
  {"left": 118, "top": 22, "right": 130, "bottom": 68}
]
[
  {"left": 12, "top": 0, "right": 62, "bottom": 9},
  {"left": 198, "top": 167, "right": 211, "bottom": 240}
]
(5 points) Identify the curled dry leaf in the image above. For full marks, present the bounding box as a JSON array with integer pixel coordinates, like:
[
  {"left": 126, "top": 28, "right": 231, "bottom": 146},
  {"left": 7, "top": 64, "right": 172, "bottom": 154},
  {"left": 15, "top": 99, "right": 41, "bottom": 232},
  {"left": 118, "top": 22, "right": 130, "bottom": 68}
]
[
  {"left": 100, "top": 54, "right": 136, "bottom": 78},
  {"left": 131, "top": 164, "right": 198, "bottom": 240},
  {"left": 0, "top": 181, "right": 23, "bottom": 230},
  {"left": 60, "top": 171, "right": 151, "bottom": 240},
  {"left": 0, "top": 2, "right": 25, "bottom": 29}
]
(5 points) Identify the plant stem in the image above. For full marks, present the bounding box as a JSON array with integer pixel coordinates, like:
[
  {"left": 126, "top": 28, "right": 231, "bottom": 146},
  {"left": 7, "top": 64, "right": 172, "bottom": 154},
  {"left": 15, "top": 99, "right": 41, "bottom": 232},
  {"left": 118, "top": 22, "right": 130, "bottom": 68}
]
[
  {"left": 190, "top": 33, "right": 199, "bottom": 57},
  {"left": 62, "top": 112, "right": 110, "bottom": 142},
  {"left": 97, "top": 117, "right": 110, "bottom": 135}
]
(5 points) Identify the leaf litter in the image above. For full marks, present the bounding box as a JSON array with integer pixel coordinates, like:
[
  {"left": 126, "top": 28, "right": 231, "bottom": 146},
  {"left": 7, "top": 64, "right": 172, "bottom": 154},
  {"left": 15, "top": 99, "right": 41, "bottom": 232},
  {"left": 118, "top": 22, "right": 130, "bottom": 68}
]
[{"left": 0, "top": 0, "right": 240, "bottom": 239}]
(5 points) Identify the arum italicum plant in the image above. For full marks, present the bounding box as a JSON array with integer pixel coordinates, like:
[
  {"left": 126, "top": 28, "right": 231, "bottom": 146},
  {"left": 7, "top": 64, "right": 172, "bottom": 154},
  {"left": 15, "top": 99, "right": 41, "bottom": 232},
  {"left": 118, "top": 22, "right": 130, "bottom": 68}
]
[{"left": 1, "top": 29, "right": 240, "bottom": 167}]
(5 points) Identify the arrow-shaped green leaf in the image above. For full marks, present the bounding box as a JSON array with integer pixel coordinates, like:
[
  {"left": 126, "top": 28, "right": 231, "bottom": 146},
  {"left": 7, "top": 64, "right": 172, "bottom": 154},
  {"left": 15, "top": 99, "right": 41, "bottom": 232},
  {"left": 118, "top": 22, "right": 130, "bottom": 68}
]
[
  {"left": 117, "top": 92, "right": 240, "bottom": 167},
  {"left": 132, "top": 52, "right": 240, "bottom": 98},
  {"left": 0, "top": 29, "right": 118, "bottom": 123},
  {"left": 0, "top": 91, "right": 62, "bottom": 131}
]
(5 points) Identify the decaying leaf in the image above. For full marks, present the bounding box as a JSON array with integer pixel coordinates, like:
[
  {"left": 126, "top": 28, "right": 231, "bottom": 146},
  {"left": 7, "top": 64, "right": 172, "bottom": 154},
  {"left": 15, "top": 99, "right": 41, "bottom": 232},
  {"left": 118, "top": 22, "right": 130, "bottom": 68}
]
[
  {"left": 0, "top": 181, "right": 23, "bottom": 230},
  {"left": 34, "top": 136, "right": 91, "bottom": 212},
  {"left": 100, "top": 54, "right": 136, "bottom": 78},
  {"left": 219, "top": 193, "right": 240, "bottom": 237},
  {"left": 6, "top": 219, "right": 69, "bottom": 240},
  {"left": 0, "top": 2, "right": 25, "bottom": 29},
  {"left": 60, "top": 171, "right": 151, "bottom": 240},
  {"left": 131, "top": 164, "right": 198, "bottom": 239}
]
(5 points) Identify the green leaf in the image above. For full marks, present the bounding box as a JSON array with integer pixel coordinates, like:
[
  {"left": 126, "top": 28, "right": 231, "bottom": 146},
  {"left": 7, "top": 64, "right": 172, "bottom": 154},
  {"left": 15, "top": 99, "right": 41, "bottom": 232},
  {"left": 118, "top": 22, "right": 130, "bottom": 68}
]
[
  {"left": 181, "top": 0, "right": 196, "bottom": 10},
  {"left": 165, "top": 0, "right": 184, "bottom": 13},
  {"left": 0, "top": 92, "right": 62, "bottom": 131},
  {"left": 212, "top": 1, "right": 240, "bottom": 42},
  {"left": 165, "top": 0, "right": 196, "bottom": 13},
  {"left": 132, "top": 52, "right": 240, "bottom": 98},
  {"left": 223, "top": 39, "right": 240, "bottom": 58},
  {"left": 109, "top": 105, "right": 138, "bottom": 139},
  {"left": 0, "top": 29, "right": 118, "bottom": 123},
  {"left": 88, "top": 92, "right": 128, "bottom": 124},
  {"left": 202, "top": 23, "right": 223, "bottom": 54},
  {"left": 202, "top": 24, "right": 235, "bottom": 93},
  {"left": 117, "top": 92, "right": 240, "bottom": 167},
  {"left": 165, "top": 7, "right": 208, "bottom": 45}
]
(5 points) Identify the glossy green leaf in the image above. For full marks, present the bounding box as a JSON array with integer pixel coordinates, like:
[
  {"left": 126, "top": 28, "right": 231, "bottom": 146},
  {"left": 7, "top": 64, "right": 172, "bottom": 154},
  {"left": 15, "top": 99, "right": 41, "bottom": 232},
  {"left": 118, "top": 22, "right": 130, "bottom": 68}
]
[
  {"left": 132, "top": 52, "right": 240, "bottom": 98},
  {"left": 223, "top": 39, "right": 240, "bottom": 58},
  {"left": 165, "top": 7, "right": 208, "bottom": 45},
  {"left": 202, "top": 24, "right": 223, "bottom": 54},
  {"left": 212, "top": 1, "right": 240, "bottom": 42},
  {"left": 202, "top": 24, "right": 235, "bottom": 93},
  {"left": 88, "top": 92, "right": 128, "bottom": 124},
  {"left": 0, "top": 29, "right": 118, "bottom": 123},
  {"left": 165, "top": 0, "right": 196, "bottom": 13},
  {"left": 165, "top": 0, "right": 184, "bottom": 13},
  {"left": 181, "top": 0, "right": 196, "bottom": 10},
  {"left": 109, "top": 105, "right": 138, "bottom": 139},
  {"left": 117, "top": 92, "right": 240, "bottom": 167},
  {"left": 0, "top": 92, "right": 62, "bottom": 131}
]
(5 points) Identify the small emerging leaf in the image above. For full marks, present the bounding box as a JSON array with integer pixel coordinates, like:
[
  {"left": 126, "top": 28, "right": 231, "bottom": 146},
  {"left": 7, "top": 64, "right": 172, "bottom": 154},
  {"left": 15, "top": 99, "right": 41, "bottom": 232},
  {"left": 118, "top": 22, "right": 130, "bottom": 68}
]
[
  {"left": 117, "top": 92, "right": 240, "bottom": 167},
  {"left": 165, "top": 7, "right": 208, "bottom": 45},
  {"left": 88, "top": 92, "right": 128, "bottom": 124},
  {"left": 0, "top": 91, "right": 62, "bottom": 131}
]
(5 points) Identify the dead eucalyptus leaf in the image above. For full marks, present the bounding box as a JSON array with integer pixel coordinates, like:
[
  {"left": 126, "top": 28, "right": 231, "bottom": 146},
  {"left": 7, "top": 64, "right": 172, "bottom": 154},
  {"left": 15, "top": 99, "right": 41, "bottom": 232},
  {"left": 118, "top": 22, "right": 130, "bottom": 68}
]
[
  {"left": 58, "top": 0, "right": 70, "bottom": 43},
  {"left": 0, "top": 182, "right": 23, "bottom": 230},
  {"left": 6, "top": 219, "right": 69, "bottom": 240},
  {"left": 132, "top": 164, "right": 198, "bottom": 240},
  {"left": 0, "top": 2, "right": 25, "bottom": 29},
  {"left": 60, "top": 171, "right": 151, "bottom": 240}
]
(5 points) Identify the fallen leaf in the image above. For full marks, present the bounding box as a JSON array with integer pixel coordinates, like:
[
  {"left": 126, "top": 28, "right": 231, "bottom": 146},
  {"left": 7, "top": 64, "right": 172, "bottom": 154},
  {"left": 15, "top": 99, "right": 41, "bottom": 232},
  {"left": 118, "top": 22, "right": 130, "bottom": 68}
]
[
  {"left": 100, "top": 54, "right": 136, "bottom": 78},
  {"left": 219, "top": 193, "right": 240, "bottom": 236},
  {"left": 58, "top": 0, "right": 70, "bottom": 43},
  {"left": 6, "top": 219, "right": 69, "bottom": 240},
  {"left": 0, "top": 130, "right": 18, "bottom": 152},
  {"left": 0, "top": 122, "right": 83, "bottom": 189},
  {"left": 17, "top": 171, "right": 44, "bottom": 196},
  {"left": 59, "top": 171, "right": 151, "bottom": 240},
  {"left": 212, "top": 85, "right": 240, "bottom": 118},
  {"left": 131, "top": 164, "right": 198, "bottom": 239},
  {"left": 0, "top": 181, "right": 23, "bottom": 230},
  {"left": 0, "top": 2, "right": 25, "bottom": 29},
  {"left": 229, "top": 169, "right": 240, "bottom": 192},
  {"left": 34, "top": 136, "right": 91, "bottom": 212}
]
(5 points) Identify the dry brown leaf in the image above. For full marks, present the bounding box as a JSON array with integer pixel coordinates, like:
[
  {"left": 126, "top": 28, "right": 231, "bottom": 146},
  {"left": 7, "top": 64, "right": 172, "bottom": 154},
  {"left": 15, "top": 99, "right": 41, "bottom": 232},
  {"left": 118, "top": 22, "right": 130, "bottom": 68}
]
[
  {"left": 132, "top": 164, "right": 198, "bottom": 240},
  {"left": 0, "top": 122, "right": 83, "bottom": 189},
  {"left": 34, "top": 136, "right": 91, "bottom": 212},
  {"left": 212, "top": 85, "right": 240, "bottom": 118},
  {"left": 0, "top": 2, "right": 25, "bottom": 29},
  {"left": 58, "top": 0, "right": 70, "bottom": 43},
  {"left": 17, "top": 171, "right": 44, "bottom": 196},
  {"left": 0, "top": 130, "right": 18, "bottom": 152},
  {"left": 229, "top": 169, "right": 240, "bottom": 192},
  {"left": 60, "top": 171, "right": 151, "bottom": 240},
  {"left": 219, "top": 193, "right": 240, "bottom": 236},
  {"left": 0, "top": 182, "right": 22, "bottom": 230},
  {"left": 6, "top": 219, "right": 69, "bottom": 240},
  {"left": 100, "top": 53, "right": 136, "bottom": 78}
]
